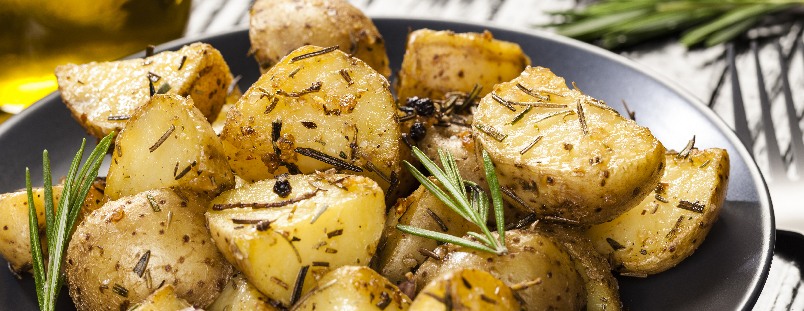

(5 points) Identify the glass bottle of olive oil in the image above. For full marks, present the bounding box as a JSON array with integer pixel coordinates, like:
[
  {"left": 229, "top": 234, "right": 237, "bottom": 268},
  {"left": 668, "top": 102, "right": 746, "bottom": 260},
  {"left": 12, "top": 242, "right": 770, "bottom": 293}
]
[{"left": 0, "top": 0, "right": 190, "bottom": 121}]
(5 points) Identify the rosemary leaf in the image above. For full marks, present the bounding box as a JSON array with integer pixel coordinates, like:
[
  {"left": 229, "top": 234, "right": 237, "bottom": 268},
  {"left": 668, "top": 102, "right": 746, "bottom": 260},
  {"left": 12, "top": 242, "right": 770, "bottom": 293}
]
[
  {"left": 482, "top": 150, "right": 506, "bottom": 248},
  {"left": 396, "top": 225, "right": 497, "bottom": 253}
]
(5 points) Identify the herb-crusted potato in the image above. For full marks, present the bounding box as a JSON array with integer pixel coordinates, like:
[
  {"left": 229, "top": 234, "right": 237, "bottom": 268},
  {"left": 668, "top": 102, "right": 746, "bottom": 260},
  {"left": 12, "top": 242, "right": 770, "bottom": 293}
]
[
  {"left": 65, "top": 189, "right": 233, "bottom": 311},
  {"left": 292, "top": 266, "right": 412, "bottom": 311},
  {"left": 396, "top": 29, "right": 530, "bottom": 102},
  {"left": 56, "top": 43, "right": 233, "bottom": 138},
  {"left": 473, "top": 66, "right": 665, "bottom": 225},
  {"left": 220, "top": 45, "right": 402, "bottom": 200},
  {"left": 206, "top": 173, "right": 386, "bottom": 306},
  {"left": 586, "top": 148, "right": 729, "bottom": 275},
  {"left": 105, "top": 94, "right": 235, "bottom": 200},
  {"left": 208, "top": 274, "right": 281, "bottom": 311},
  {"left": 377, "top": 182, "right": 474, "bottom": 284},
  {"left": 409, "top": 269, "right": 521, "bottom": 311},
  {"left": 0, "top": 180, "right": 104, "bottom": 275},
  {"left": 415, "top": 229, "right": 586, "bottom": 310},
  {"left": 129, "top": 285, "right": 197, "bottom": 311},
  {"left": 249, "top": 0, "right": 390, "bottom": 76}
]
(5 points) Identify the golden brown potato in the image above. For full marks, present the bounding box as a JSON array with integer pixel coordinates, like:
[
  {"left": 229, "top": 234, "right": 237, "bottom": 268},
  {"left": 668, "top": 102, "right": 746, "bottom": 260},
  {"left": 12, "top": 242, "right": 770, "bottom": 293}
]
[
  {"left": 473, "top": 66, "right": 665, "bottom": 225},
  {"left": 207, "top": 274, "right": 281, "bottom": 311},
  {"left": 129, "top": 285, "right": 197, "bottom": 311},
  {"left": 65, "top": 188, "right": 233, "bottom": 311},
  {"left": 409, "top": 269, "right": 521, "bottom": 311},
  {"left": 220, "top": 45, "right": 403, "bottom": 201},
  {"left": 249, "top": 0, "right": 390, "bottom": 77},
  {"left": 0, "top": 180, "right": 104, "bottom": 275},
  {"left": 105, "top": 94, "right": 235, "bottom": 200},
  {"left": 415, "top": 229, "right": 586, "bottom": 310},
  {"left": 292, "top": 266, "right": 411, "bottom": 311},
  {"left": 396, "top": 29, "right": 530, "bottom": 102},
  {"left": 586, "top": 148, "right": 729, "bottom": 275},
  {"left": 56, "top": 43, "right": 233, "bottom": 138},
  {"left": 206, "top": 173, "right": 386, "bottom": 306}
]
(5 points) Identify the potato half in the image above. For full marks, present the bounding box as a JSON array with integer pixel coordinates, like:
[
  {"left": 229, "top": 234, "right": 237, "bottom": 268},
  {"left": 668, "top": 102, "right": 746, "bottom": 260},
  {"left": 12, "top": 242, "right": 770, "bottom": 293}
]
[
  {"left": 129, "top": 285, "right": 197, "bottom": 311},
  {"left": 65, "top": 189, "right": 233, "bottom": 311},
  {"left": 249, "top": 0, "right": 390, "bottom": 76},
  {"left": 586, "top": 148, "right": 729, "bottom": 275},
  {"left": 396, "top": 29, "right": 530, "bottom": 102},
  {"left": 56, "top": 43, "right": 233, "bottom": 138},
  {"left": 208, "top": 274, "right": 281, "bottom": 311},
  {"left": 206, "top": 173, "right": 386, "bottom": 306},
  {"left": 105, "top": 94, "right": 235, "bottom": 200},
  {"left": 473, "top": 66, "right": 665, "bottom": 225},
  {"left": 292, "top": 266, "right": 411, "bottom": 311},
  {"left": 220, "top": 45, "right": 402, "bottom": 200},
  {"left": 410, "top": 269, "right": 521, "bottom": 311}
]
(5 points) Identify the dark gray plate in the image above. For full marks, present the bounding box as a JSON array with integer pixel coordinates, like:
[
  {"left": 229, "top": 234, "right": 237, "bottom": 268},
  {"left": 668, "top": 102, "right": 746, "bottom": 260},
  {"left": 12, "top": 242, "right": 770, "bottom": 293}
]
[{"left": 0, "top": 18, "right": 772, "bottom": 310}]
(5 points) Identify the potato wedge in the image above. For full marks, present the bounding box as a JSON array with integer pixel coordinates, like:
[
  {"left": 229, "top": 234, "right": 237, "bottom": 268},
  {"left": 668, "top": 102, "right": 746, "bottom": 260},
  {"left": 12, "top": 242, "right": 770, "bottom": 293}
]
[
  {"left": 56, "top": 43, "right": 233, "bottom": 138},
  {"left": 586, "top": 148, "right": 729, "bottom": 275},
  {"left": 208, "top": 274, "right": 281, "bottom": 311},
  {"left": 292, "top": 266, "right": 411, "bottom": 311},
  {"left": 206, "top": 173, "right": 385, "bottom": 306},
  {"left": 220, "top": 45, "right": 402, "bottom": 200},
  {"left": 415, "top": 229, "right": 586, "bottom": 310},
  {"left": 66, "top": 189, "right": 233, "bottom": 311},
  {"left": 0, "top": 180, "right": 104, "bottom": 274},
  {"left": 249, "top": 0, "right": 390, "bottom": 77},
  {"left": 409, "top": 269, "right": 520, "bottom": 311},
  {"left": 129, "top": 285, "right": 197, "bottom": 311},
  {"left": 396, "top": 29, "right": 530, "bottom": 102},
  {"left": 377, "top": 182, "right": 474, "bottom": 284},
  {"left": 105, "top": 94, "right": 235, "bottom": 200},
  {"left": 473, "top": 66, "right": 665, "bottom": 225}
]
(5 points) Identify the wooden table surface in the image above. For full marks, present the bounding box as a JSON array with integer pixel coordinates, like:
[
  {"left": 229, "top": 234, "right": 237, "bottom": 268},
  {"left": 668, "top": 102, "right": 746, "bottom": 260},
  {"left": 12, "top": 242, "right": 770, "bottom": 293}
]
[{"left": 189, "top": 0, "right": 804, "bottom": 309}]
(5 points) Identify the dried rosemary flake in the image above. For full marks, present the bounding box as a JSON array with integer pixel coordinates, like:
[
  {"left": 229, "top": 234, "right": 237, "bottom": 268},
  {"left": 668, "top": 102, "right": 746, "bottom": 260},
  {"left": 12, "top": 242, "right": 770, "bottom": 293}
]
[
  {"left": 149, "top": 124, "right": 175, "bottom": 153},
  {"left": 147, "top": 72, "right": 161, "bottom": 83},
  {"left": 377, "top": 291, "right": 392, "bottom": 310},
  {"left": 519, "top": 136, "right": 543, "bottom": 155},
  {"left": 112, "top": 284, "right": 129, "bottom": 297},
  {"left": 288, "top": 67, "right": 302, "bottom": 78},
  {"left": 290, "top": 45, "right": 339, "bottom": 63},
  {"left": 542, "top": 215, "right": 581, "bottom": 225},
  {"left": 655, "top": 194, "right": 670, "bottom": 203},
  {"left": 510, "top": 278, "right": 542, "bottom": 291},
  {"left": 490, "top": 93, "right": 517, "bottom": 112},
  {"left": 515, "top": 83, "right": 550, "bottom": 101},
  {"left": 301, "top": 121, "right": 318, "bottom": 129},
  {"left": 418, "top": 248, "right": 442, "bottom": 261},
  {"left": 509, "top": 106, "right": 533, "bottom": 125},
  {"left": 149, "top": 79, "right": 156, "bottom": 97},
  {"left": 312, "top": 261, "right": 330, "bottom": 267},
  {"left": 174, "top": 161, "right": 197, "bottom": 180},
  {"left": 505, "top": 213, "right": 538, "bottom": 231},
  {"left": 362, "top": 158, "right": 391, "bottom": 183},
  {"left": 426, "top": 208, "right": 449, "bottom": 232},
  {"left": 212, "top": 190, "right": 320, "bottom": 211},
  {"left": 290, "top": 265, "right": 310, "bottom": 305},
  {"left": 271, "top": 277, "right": 289, "bottom": 290},
  {"left": 339, "top": 69, "right": 353, "bottom": 85},
  {"left": 278, "top": 81, "right": 322, "bottom": 97},
  {"left": 326, "top": 229, "right": 344, "bottom": 238},
  {"left": 699, "top": 159, "right": 712, "bottom": 168},
  {"left": 678, "top": 136, "right": 696, "bottom": 159},
  {"left": 677, "top": 200, "right": 705, "bottom": 213},
  {"left": 480, "top": 294, "right": 497, "bottom": 304},
  {"left": 576, "top": 100, "right": 588, "bottom": 135},
  {"left": 133, "top": 250, "right": 151, "bottom": 277},
  {"left": 622, "top": 99, "right": 636, "bottom": 121},
  {"left": 606, "top": 238, "right": 625, "bottom": 250},
  {"left": 178, "top": 55, "right": 187, "bottom": 70},
  {"left": 338, "top": 151, "right": 348, "bottom": 159},
  {"left": 146, "top": 194, "right": 161, "bottom": 212},
  {"left": 501, "top": 186, "right": 528, "bottom": 208},
  {"left": 324, "top": 248, "right": 338, "bottom": 254},
  {"left": 156, "top": 82, "right": 171, "bottom": 95},
  {"left": 145, "top": 45, "right": 155, "bottom": 57},
  {"left": 665, "top": 216, "right": 685, "bottom": 239},
  {"left": 295, "top": 147, "right": 363, "bottom": 172},
  {"left": 107, "top": 115, "right": 131, "bottom": 121},
  {"left": 474, "top": 123, "right": 507, "bottom": 142}
]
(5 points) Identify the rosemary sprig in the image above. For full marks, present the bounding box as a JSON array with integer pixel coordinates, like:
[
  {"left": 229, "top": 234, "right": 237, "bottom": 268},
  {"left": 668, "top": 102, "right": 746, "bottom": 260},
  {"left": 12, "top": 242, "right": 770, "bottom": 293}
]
[
  {"left": 27, "top": 132, "right": 115, "bottom": 311},
  {"left": 396, "top": 147, "right": 508, "bottom": 255},
  {"left": 550, "top": 0, "right": 803, "bottom": 48}
]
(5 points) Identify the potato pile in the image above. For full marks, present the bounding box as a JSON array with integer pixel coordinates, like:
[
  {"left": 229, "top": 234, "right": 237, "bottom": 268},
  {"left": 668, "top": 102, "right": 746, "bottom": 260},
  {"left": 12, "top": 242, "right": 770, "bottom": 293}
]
[{"left": 0, "top": 0, "right": 731, "bottom": 310}]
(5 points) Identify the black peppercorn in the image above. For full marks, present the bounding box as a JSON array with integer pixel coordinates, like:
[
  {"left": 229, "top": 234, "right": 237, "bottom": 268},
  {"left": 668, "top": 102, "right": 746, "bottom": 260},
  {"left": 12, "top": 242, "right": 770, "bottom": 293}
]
[
  {"left": 273, "top": 174, "right": 292, "bottom": 198},
  {"left": 409, "top": 122, "right": 427, "bottom": 141}
]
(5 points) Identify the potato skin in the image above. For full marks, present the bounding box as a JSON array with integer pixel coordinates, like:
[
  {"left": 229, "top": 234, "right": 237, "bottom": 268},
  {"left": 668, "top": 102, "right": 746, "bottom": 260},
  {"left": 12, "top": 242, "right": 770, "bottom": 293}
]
[
  {"left": 586, "top": 148, "right": 729, "bottom": 275},
  {"left": 415, "top": 229, "right": 586, "bottom": 310},
  {"left": 473, "top": 66, "right": 665, "bottom": 225},
  {"left": 56, "top": 43, "right": 233, "bottom": 138},
  {"left": 409, "top": 269, "right": 521, "bottom": 311},
  {"left": 105, "top": 94, "right": 235, "bottom": 200},
  {"left": 292, "top": 266, "right": 411, "bottom": 311},
  {"left": 249, "top": 0, "right": 390, "bottom": 77},
  {"left": 397, "top": 29, "right": 530, "bottom": 102},
  {"left": 65, "top": 189, "right": 233, "bottom": 311}
]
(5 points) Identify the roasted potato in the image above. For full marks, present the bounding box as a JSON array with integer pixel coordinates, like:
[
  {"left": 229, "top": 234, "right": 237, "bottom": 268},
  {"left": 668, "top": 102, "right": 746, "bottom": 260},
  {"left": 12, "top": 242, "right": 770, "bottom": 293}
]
[
  {"left": 0, "top": 180, "right": 104, "bottom": 274},
  {"left": 220, "top": 45, "right": 403, "bottom": 200},
  {"left": 208, "top": 274, "right": 281, "bottom": 311},
  {"left": 65, "top": 189, "right": 233, "bottom": 311},
  {"left": 56, "top": 43, "right": 233, "bottom": 138},
  {"left": 586, "top": 148, "right": 729, "bottom": 275},
  {"left": 473, "top": 66, "right": 665, "bottom": 225},
  {"left": 396, "top": 29, "right": 530, "bottom": 102},
  {"left": 409, "top": 269, "right": 521, "bottom": 311},
  {"left": 105, "top": 94, "right": 235, "bottom": 200},
  {"left": 292, "top": 266, "right": 411, "bottom": 310},
  {"left": 249, "top": 0, "right": 390, "bottom": 77},
  {"left": 206, "top": 173, "right": 386, "bottom": 306},
  {"left": 129, "top": 285, "right": 197, "bottom": 311},
  {"left": 415, "top": 229, "right": 586, "bottom": 310},
  {"left": 377, "top": 182, "right": 475, "bottom": 284}
]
